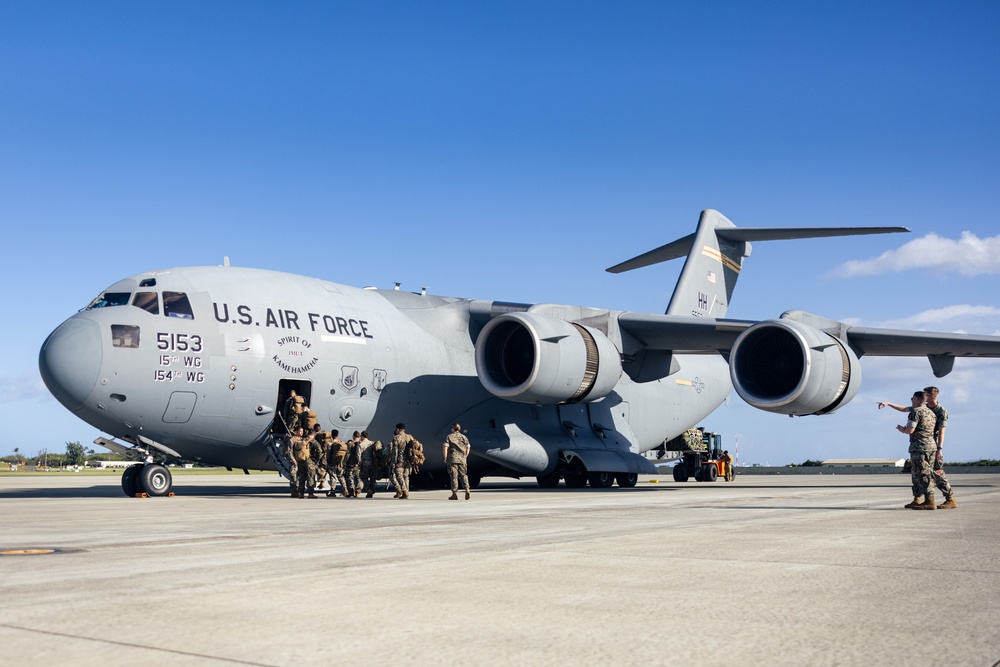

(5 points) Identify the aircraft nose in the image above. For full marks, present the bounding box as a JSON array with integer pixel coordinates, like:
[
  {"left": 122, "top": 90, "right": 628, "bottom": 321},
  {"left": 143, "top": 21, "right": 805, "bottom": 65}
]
[{"left": 39, "top": 318, "right": 103, "bottom": 413}]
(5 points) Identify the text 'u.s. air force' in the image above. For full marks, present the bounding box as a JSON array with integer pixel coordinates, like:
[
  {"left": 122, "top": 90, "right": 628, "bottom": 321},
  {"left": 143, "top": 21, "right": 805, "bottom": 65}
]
[{"left": 212, "top": 303, "right": 374, "bottom": 339}]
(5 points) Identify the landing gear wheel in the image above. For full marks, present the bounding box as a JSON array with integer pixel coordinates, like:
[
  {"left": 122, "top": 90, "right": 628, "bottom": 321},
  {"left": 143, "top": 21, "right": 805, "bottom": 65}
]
[
  {"left": 536, "top": 471, "right": 560, "bottom": 488},
  {"left": 672, "top": 465, "right": 689, "bottom": 483},
  {"left": 121, "top": 465, "right": 141, "bottom": 497},
  {"left": 138, "top": 463, "right": 173, "bottom": 496},
  {"left": 563, "top": 469, "right": 587, "bottom": 488},
  {"left": 588, "top": 471, "right": 615, "bottom": 488},
  {"left": 615, "top": 472, "right": 638, "bottom": 488}
]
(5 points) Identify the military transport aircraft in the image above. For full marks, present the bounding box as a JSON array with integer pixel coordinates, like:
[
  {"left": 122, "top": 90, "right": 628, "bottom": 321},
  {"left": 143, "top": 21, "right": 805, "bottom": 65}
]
[{"left": 39, "top": 210, "right": 1000, "bottom": 496}]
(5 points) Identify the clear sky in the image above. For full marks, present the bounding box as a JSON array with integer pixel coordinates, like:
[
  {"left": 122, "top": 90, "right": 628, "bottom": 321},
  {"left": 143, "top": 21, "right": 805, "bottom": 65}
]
[{"left": 3, "top": 1, "right": 999, "bottom": 465}]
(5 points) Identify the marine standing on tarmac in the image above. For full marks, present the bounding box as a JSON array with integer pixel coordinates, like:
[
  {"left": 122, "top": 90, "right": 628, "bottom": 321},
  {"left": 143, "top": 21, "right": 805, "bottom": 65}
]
[
  {"left": 923, "top": 386, "right": 958, "bottom": 509},
  {"left": 344, "top": 431, "right": 362, "bottom": 498},
  {"left": 291, "top": 427, "right": 317, "bottom": 499},
  {"left": 326, "top": 430, "right": 349, "bottom": 498},
  {"left": 307, "top": 427, "right": 324, "bottom": 492},
  {"left": 390, "top": 423, "right": 415, "bottom": 500},
  {"left": 719, "top": 450, "right": 734, "bottom": 482},
  {"left": 283, "top": 430, "right": 300, "bottom": 497},
  {"left": 357, "top": 431, "right": 378, "bottom": 498},
  {"left": 442, "top": 423, "right": 472, "bottom": 500},
  {"left": 881, "top": 390, "right": 937, "bottom": 510}
]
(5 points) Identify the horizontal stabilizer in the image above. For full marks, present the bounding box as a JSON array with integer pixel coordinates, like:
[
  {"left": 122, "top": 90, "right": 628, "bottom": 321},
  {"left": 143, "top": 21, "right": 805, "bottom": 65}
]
[
  {"left": 716, "top": 226, "right": 909, "bottom": 243},
  {"left": 607, "top": 224, "right": 909, "bottom": 274}
]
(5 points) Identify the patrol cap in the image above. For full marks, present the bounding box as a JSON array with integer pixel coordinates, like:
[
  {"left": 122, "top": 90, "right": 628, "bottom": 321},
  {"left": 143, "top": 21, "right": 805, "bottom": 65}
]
[{"left": 396, "top": 423, "right": 405, "bottom": 429}]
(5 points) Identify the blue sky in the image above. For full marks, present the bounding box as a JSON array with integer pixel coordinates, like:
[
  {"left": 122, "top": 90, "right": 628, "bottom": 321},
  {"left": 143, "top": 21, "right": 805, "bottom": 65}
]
[{"left": 3, "top": 1, "right": 999, "bottom": 464}]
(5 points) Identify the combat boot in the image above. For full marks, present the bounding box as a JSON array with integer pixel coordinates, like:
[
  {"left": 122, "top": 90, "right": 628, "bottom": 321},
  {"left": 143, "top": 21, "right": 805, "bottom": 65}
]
[
  {"left": 938, "top": 494, "right": 958, "bottom": 509},
  {"left": 465, "top": 488, "right": 471, "bottom": 500},
  {"left": 448, "top": 492, "right": 458, "bottom": 500},
  {"left": 904, "top": 496, "right": 923, "bottom": 509},
  {"left": 913, "top": 492, "right": 936, "bottom": 510},
  {"left": 393, "top": 490, "right": 401, "bottom": 499},
  {"left": 400, "top": 489, "right": 409, "bottom": 499},
  {"left": 342, "top": 490, "right": 351, "bottom": 498},
  {"left": 307, "top": 492, "right": 317, "bottom": 499},
  {"left": 366, "top": 489, "right": 374, "bottom": 498},
  {"left": 353, "top": 489, "right": 360, "bottom": 498}
]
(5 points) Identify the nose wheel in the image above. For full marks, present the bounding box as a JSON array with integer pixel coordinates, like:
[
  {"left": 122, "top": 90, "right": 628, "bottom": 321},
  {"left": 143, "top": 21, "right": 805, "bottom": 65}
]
[{"left": 120, "top": 463, "right": 173, "bottom": 497}]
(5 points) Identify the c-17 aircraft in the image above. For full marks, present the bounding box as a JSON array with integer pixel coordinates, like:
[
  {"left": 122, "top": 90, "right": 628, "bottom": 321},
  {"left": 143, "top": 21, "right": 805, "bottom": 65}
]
[{"left": 39, "top": 210, "right": 1000, "bottom": 497}]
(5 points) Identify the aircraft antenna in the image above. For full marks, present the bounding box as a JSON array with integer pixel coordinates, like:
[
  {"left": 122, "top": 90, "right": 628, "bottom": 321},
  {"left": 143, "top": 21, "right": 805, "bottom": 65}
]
[{"left": 223, "top": 256, "right": 231, "bottom": 267}]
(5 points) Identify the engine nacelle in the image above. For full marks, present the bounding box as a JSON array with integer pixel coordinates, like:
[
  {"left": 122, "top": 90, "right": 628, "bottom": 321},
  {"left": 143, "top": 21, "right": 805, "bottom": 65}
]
[
  {"left": 475, "top": 312, "right": 623, "bottom": 404},
  {"left": 729, "top": 319, "right": 861, "bottom": 416}
]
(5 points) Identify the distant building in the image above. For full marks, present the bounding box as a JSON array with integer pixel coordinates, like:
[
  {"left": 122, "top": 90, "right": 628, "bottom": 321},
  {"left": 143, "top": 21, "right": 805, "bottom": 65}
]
[
  {"left": 822, "top": 458, "right": 905, "bottom": 468},
  {"left": 91, "top": 460, "right": 142, "bottom": 469}
]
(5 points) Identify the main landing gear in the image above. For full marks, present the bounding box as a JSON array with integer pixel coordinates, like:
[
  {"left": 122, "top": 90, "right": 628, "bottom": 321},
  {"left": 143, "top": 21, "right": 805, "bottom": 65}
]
[
  {"left": 121, "top": 463, "right": 174, "bottom": 497},
  {"left": 535, "top": 465, "right": 639, "bottom": 489}
]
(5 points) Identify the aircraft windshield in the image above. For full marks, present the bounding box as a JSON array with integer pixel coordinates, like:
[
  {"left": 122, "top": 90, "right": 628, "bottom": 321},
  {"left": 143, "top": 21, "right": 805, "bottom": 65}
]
[
  {"left": 88, "top": 292, "right": 131, "bottom": 309},
  {"left": 163, "top": 292, "right": 194, "bottom": 319},
  {"left": 132, "top": 292, "right": 159, "bottom": 315}
]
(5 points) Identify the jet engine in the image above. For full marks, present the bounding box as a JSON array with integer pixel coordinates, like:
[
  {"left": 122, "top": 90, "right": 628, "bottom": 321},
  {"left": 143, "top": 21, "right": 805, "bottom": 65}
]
[
  {"left": 475, "top": 312, "right": 622, "bottom": 404},
  {"left": 729, "top": 319, "right": 861, "bottom": 415}
]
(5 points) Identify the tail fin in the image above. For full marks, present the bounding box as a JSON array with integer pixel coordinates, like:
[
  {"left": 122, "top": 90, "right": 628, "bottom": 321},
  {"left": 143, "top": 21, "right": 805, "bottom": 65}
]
[{"left": 606, "top": 209, "right": 909, "bottom": 317}]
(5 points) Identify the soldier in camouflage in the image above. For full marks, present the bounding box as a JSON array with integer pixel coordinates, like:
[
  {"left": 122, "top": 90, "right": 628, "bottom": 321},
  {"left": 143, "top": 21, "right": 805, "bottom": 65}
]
[
  {"left": 442, "top": 423, "right": 472, "bottom": 500},
  {"left": 283, "top": 430, "right": 300, "bottom": 498},
  {"left": 307, "top": 427, "right": 324, "bottom": 492},
  {"left": 390, "top": 423, "right": 414, "bottom": 499},
  {"left": 924, "top": 386, "right": 957, "bottom": 509},
  {"left": 326, "top": 430, "right": 349, "bottom": 498},
  {"left": 344, "top": 431, "right": 362, "bottom": 497},
  {"left": 357, "top": 431, "right": 378, "bottom": 498},
  {"left": 881, "top": 391, "right": 937, "bottom": 509},
  {"left": 291, "top": 426, "right": 317, "bottom": 499}
]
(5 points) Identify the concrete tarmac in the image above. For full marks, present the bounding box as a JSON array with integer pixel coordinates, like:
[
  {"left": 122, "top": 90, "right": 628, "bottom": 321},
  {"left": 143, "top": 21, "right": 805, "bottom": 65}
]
[{"left": 1, "top": 473, "right": 998, "bottom": 667}]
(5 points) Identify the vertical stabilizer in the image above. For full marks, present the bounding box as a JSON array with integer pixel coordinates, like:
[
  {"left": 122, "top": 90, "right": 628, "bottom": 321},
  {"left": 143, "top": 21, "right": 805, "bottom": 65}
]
[{"left": 664, "top": 209, "right": 746, "bottom": 318}]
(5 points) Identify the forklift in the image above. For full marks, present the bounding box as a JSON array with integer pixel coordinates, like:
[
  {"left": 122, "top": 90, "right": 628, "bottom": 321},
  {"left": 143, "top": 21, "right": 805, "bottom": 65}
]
[{"left": 669, "top": 427, "right": 725, "bottom": 482}]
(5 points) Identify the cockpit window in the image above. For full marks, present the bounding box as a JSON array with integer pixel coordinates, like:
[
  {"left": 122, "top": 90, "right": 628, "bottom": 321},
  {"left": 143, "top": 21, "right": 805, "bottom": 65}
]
[
  {"left": 111, "top": 324, "right": 140, "bottom": 348},
  {"left": 163, "top": 292, "right": 194, "bottom": 319},
  {"left": 132, "top": 292, "right": 160, "bottom": 315},
  {"left": 88, "top": 292, "right": 131, "bottom": 309},
  {"left": 139, "top": 278, "right": 157, "bottom": 287}
]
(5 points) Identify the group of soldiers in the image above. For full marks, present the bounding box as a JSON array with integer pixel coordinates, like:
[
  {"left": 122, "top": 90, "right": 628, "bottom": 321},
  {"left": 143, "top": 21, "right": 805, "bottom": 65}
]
[{"left": 280, "top": 390, "right": 472, "bottom": 501}]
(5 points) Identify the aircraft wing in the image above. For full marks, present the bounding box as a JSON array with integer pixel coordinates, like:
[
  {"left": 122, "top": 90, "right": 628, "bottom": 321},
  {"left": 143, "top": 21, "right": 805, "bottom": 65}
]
[
  {"left": 618, "top": 311, "right": 1000, "bottom": 379},
  {"left": 616, "top": 313, "right": 754, "bottom": 353},
  {"left": 845, "top": 327, "right": 1000, "bottom": 358},
  {"left": 619, "top": 312, "right": 1000, "bottom": 357}
]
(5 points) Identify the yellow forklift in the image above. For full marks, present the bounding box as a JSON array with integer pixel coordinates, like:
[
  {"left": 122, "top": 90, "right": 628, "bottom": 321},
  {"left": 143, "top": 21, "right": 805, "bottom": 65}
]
[{"left": 669, "top": 427, "right": 724, "bottom": 482}]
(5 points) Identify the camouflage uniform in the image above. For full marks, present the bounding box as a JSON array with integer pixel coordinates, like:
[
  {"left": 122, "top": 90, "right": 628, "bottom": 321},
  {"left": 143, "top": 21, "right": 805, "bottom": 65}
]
[
  {"left": 906, "top": 404, "right": 937, "bottom": 500},
  {"left": 390, "top": 432, "right": 414, "bottom": 498},
  {"left": 307, "top": 435, "right": 323, "bottom": 491},
  {"left": 313, "top": 431, "right": 330, "bottom": 490},
  {"left": 282, "top": 436, "right": 299, "bottom": 496},
  {"left": 444, "top": 431, "right": 471, "bottom": 497},
  {"left": 291, "top": 435, "right": 316, "bottom": 498},
  {"left": 344, "top": 438, "right": 362, "bottom": 497},
  {"left": 928, "top": 403, "right": 953, "bottom": 496},
  {"left": 283, "top": 394, "right": 303, "bottom": 432},
  {"left": 326, "top": 437, "right": 349, "bottom": 497},
  {"left": 358, "top": 437, "right": 377, "bottom": 497}
]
